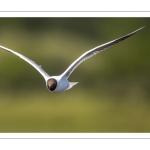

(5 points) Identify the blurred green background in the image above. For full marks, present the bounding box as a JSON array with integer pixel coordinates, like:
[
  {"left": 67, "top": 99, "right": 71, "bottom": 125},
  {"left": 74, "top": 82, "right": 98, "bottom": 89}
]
[{"left": 0, "top": 18, "right": 150, "bottom": 132}]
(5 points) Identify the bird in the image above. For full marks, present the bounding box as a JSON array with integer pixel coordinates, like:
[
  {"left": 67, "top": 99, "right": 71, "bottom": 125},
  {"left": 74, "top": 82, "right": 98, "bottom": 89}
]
[{"left": 0, "top": 26, "right": 144, "bottom": 93}]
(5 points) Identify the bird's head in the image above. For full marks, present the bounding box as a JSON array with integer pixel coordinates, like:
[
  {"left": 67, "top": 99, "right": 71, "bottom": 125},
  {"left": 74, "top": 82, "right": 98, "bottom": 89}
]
[{"left": 46, "top": 78, "right": 57, "bottom": 91}]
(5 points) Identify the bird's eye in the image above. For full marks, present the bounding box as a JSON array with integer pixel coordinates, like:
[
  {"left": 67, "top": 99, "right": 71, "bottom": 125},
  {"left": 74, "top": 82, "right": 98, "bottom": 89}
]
[{"left": 47, "top": 78, "right": 57, "bottom": 91}]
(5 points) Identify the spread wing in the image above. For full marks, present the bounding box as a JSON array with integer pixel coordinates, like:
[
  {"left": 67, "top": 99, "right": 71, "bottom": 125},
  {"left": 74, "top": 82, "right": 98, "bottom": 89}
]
[
  {"left": 62, "top": 26, "right": 145, "bottom": 79},
  {"left": 0, "top": 45, "right": 50, "bottom": 80}
]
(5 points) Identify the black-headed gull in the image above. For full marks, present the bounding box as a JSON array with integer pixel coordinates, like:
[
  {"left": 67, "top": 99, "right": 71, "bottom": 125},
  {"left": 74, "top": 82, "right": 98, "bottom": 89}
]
[{"left": 0, "top": 27, "right": 144, "bottom": 93}]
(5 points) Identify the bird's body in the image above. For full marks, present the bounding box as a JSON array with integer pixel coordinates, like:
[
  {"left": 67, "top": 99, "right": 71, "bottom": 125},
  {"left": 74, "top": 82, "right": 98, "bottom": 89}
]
[
  {"left": 0, "top": 27, "right": 144, "bottom": 93},
  {"left": 47, "top": 76, "right": 69, "bottom": 93}
]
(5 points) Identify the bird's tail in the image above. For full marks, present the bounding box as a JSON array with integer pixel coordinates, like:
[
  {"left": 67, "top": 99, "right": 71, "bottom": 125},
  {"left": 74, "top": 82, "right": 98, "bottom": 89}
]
[{"left": 67, "top": 82, "right": 78, "bottom": 90}]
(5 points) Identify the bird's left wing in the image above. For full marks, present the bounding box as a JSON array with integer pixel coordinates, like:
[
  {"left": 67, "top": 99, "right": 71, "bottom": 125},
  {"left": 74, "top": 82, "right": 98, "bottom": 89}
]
[
  {"left": 61, "top": 26, "right": 145, "bottom": 79},
  {"left": 0, "top": 45, "right": 50, "bottom": 80}
]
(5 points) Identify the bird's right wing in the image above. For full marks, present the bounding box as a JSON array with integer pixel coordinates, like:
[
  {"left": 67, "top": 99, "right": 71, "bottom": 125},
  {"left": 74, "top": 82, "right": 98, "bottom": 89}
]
[
  {"left": 61, "top": 26, "right": 145, "bottom": 79},
  {"left": 0, "top": 45, "right": 50, "bottom": 81}
]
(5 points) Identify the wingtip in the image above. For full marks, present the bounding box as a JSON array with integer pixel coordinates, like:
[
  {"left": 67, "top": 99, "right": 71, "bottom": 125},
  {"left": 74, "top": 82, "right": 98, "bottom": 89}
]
[
  {"left": 126, "top": 26, "right": 145, "bottom": 37},
  {"left": 140, "top": 26, "right": 145, "bottom": 29},
  {"left": 136, "top": 26, "right": 145, "bottom": 32},
  {"left": 0, "top": 45, "right": 7, "bottom": 50},
  {"left": 0, "top": 45, "right": 11, "bottom": 53},
  {"left": 0, "top": 45, "right": 5, "bottom": 50}
]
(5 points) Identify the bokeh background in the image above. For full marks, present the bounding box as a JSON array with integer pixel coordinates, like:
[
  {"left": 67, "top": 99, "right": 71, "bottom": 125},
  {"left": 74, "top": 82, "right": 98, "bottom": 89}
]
[{"left": 0, "top": 18, "right": 149, "bottom": 132}]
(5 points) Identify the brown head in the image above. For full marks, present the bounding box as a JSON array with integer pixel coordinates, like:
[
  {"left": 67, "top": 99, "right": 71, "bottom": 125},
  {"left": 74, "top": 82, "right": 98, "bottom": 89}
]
[{"left": 47, "top": 78, "right": 57, "bottom": 91}]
